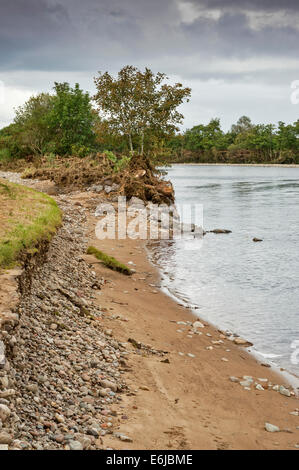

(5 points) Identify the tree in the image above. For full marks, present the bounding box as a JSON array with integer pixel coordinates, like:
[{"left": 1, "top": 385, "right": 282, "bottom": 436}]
[
  {"left": 49, "top": 82, "right": 95, "bottom": 156},
  {"left": 93, "top": 65, "right": 191, "bottom": 155},
  {"left": 11, "top": 83, "right": 96, "bottom": 157},
  {"left": 231, "top": 115, "right": 254, "bottom": 135},
  {"left": 184, "top": 118, "right": 227, "bottom": 152},
  {"left": 0, "top": 123, "right": 26, "bottom": 159},
  {"left": 14, "top": 93, "right": 54, "bottom": 155},
  {"left": 275, "top": 121, "right": 298, "bottom": 152}
]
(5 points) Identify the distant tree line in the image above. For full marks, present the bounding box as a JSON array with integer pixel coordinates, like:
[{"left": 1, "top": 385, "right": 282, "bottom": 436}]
[
  {"left": 0, "top": 66, "right": 298, "bottom": 165},
  {"left": 166, "top": 116, "right": 299, "bottom": 164}
]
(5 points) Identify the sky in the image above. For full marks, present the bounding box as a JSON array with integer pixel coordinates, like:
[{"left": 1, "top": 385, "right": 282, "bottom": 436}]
[{"left": 0, "top": 0, "right": 298, "bottom": 131}]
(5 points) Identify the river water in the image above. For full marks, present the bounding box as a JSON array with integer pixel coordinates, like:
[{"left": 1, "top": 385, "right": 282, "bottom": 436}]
[{"left": 149, "top": 164, "right": 299, "bottom": 376}]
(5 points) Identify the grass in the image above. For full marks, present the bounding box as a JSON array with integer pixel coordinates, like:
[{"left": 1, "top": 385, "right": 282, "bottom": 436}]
[
  {"left": 87, "top": 246, "right": 133, "bottom": 276},
  {"left": 0, "top": 178, "right": 62, "bottom": 269}
]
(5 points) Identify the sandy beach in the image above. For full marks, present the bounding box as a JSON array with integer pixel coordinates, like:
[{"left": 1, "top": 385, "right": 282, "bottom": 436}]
[{"left": 81, "top": 204, "right": 299, "bottom": 450}]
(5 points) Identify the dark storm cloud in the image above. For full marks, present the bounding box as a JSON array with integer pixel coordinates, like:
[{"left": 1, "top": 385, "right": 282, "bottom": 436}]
[
  {"left": 181, "top": 11, "right": 299, "bottom": 59},
  {"left": 0, "top": 0, "right": 298, "bottom": 73},
  {"left": 0, "top": 0, "right": 71, "bottom": 69},
  {"left": 0, "top": 0, "right": 164, "bottom": 71},
  {"left": 1, "top": 0, "right": 299, "bottom": 131},
  {"left": 190, "top": 0, "right": 299, "bottom": 11}
]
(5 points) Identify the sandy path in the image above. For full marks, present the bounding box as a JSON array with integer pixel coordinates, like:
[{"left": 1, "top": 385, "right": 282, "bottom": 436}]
[{"left": 77, "top": 201, "right": 299, "bottom": 451}]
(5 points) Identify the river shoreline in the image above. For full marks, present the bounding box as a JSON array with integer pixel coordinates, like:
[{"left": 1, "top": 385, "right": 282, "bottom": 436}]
[
  {"left": 146, "top": 245, "right": 299, "bottom": 392},
  {"left": 83, "top": 194, "right": 299, "bottom": 449},
  {"left": 167, "top": 163, "right": 299, "bottom": 167}
]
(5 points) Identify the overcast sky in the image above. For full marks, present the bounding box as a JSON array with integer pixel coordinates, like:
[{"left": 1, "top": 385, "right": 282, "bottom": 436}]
[{"left": 0, "top": 0, "right": 298, "bottom": 130}]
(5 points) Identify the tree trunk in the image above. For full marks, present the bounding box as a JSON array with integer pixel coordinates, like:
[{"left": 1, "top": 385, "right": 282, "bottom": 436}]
[
  {"left": 128, "top": 134, "right": 133, "bottom": 152},
  {"left": 140, "top": 131, "right": 144, "bottom": 156}
]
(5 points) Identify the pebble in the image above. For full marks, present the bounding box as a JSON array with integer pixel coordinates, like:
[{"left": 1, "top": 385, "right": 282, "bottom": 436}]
[
  {"left": 87, "top": 428, "right": 99, "bottom": 437},
  {"left": 0, "top": 432, "right": 12, "bottom": 445},
  {"left": 119, "top": 434, "right": 133, "bottom": 442},
  {"left": 0, "top": 404, "right": 11, "bottom": 422},
  {"left": 233, "top": 338, "right": 252, "bottom": 346},
  {"left": 256, "top": 384, "right": 264, "bottom": 391},
  {"left": 279, "top": 386, "right": 291, "bottom": 397},
  {"left": 265, "top": 423, "right": 280, "bottom": 433},
  {"left": 193, "top": 321, "right": 205, "bottom": 329},
  {"left": 68, "top": 440, "right": 83, "bottom": 450},
  {"left": 240, "top": 380, "right": 253, "bottom": 387},
  {"left": 229, "top": 376, "right": 239, "bottom": 383}
]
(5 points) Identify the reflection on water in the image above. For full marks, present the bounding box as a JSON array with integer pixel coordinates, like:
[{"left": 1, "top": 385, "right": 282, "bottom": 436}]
[{"left": 148, "top": 165, "right": 299, "bottom": 375}]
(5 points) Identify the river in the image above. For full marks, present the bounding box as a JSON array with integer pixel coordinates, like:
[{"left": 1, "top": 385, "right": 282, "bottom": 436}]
[{"left": 149, "top": 164, "right": 299, "bottom": 377}]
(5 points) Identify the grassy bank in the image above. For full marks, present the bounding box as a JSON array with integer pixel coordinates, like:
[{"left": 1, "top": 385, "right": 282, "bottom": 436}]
[{"left": 0, "top": 179, "right": 62, "bottom": 268}]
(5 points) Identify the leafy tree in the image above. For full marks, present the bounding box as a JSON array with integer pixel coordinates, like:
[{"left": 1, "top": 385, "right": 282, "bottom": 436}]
[
  {"left": 49, "top": 82, "right": 95, "bottom": 156},
  {"left": 7, "top": 83, "right": 96, "bottom": 158},
  {"left": 93, "top": 65, "right": 191, "bottom": 155},
  {"left": 13, "top": 93, "right": 54, "bottom": 155},
  {"left": 275, "top": 121, "right": 298, "bottom": 152},
  {"left": 231, "top": 115, "right": 254, "bottom": 135},
  {"left": 184, "top": 118, "right": 227, "bottom": 152},
  {"left": 0, "top": 124, "right": 24, "bottom": 159}
]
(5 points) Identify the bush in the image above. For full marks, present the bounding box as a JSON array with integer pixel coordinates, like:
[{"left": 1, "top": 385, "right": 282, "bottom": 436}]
[{"left": 0, "top": 148, "right": 11, "bottom": 162}]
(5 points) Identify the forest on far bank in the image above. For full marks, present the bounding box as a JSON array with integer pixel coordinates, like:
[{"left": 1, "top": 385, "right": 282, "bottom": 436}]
[
  {"left": 166, "top": 116, "right": 299, "bottom": 164},
  {"left": 0, "top": 66, "right": 298, "bottom": 166}
]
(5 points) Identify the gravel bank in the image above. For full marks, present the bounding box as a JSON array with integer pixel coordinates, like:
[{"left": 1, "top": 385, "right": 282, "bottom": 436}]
[{"left": 0, "top": 175, "right": 130, "bottom": 450}]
